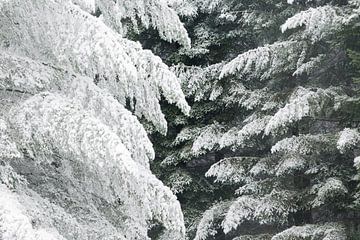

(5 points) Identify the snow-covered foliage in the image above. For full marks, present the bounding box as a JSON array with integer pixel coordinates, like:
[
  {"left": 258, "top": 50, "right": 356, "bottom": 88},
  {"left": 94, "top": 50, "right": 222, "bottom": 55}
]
[
  {"left": 220, "top": 41, "right": 303, "bottom": 80},
  {"left": 205, "top": 157, "right": 258, "bottom": 184},
  {"left": 272, "top": 222, "right": 346, "bottom": 240},
  {"left": 0, "top": 0, "right": 190, "bottom": 134},
  {"left": 337, "top": 128, "right": 360, "bottom": 153},
  {"left": 249, "top": 158, "right": 274, "bottom": 178},
  {"left": 0, "top": 51, "right": 61, "bottom": 94},
  {"left": 143, "top": 0, "right": 360, "bottom": 238},
  {"left": 0, "top": 119, "right": 22, "bottom": 159},
  {"left": 172, "top": 63, "right": 223, "bottom": 101},
  {"left": 265, "top": 87, "right": 341, "bottom": 135},
  {"left": 275, "top": 156, "right": 307, "bottom": 176},
  {"left": 0, "top": 180, "right": 129, "bottom": 240},
  {"left": 0, "top": 0, "right": 191, "bottom": 238},
  {"left": 96, "top": 0, "right": 191, "bottom": 47},
  {"left": 233, "top": 234, "right": 272, "bottom": 240},
  {"left": 71, "top": 0, "right": 96, "bottom": 13},
  {"left": 1, "top": 0, "right": 350, "bottom": 238},
  {"left": 97, "top": 49, "right": 190, "bottom": 134},
  {"left": 0, "top": 51, "right": 155, "bottom": 167},
  {"left": 173, "top": 127, "right": 202, "bottom": 146},
  {"left": 192, "top": 0, "right": 223, "bottom": 13},
  {"left": 311, "top": 178, "right": 348, "bottom": 207},
  {"left": 9, "top": 93, "right": 185, "bottom": 239},
  {"left": 191, "top": 122, "right": 224, "bottom": 156},
  {"left": 223, "top": 85, "right": 271, "bottom": 110},
  {"left": 235, "top": 181, "right": 268, "bottom": 196},
  {"left": 0, "top": 164, "right": 27, "bottom": 191},
  {"left": 67, "top": 78, "right": 156, "bottom": 167},
  {"left": 194, "top": 202, "right": 230, "bottom": 240},
  {"left": 222, "top": 190, "right": 296, "bottom": 234},
  {"left": 219, "top": 3, "right": 359, "bottom": 84},
  {"left": 241, "top": 10, "right": 277, "bottom": 30},
  {"left": 281, "top": 6, "right": 346, "bottom": 42},
  {"left": 355, "top": 156, "right": 360, "bottom": 169},
  {"left": 154, "top": 0, "right": 360, "bottom": 238},
  {"left": 271, "top": 134, "right": 336, "bottom": 155},
  {"left": 71, "top": 0, "right": 192, "bottom": 46},
  {"left": 0, "top": 184, "right": 66, "bottom": 240},
  {"left": 168, "top": 0, "right": 198, "bottom": 17},
  {"left": 168, "top": 171, "right": 192, "bottom": 194},
  {"left": 219, "top": 116, "right": 271, "bottom": 149},
  {"left": 292, "top": 54, "right": 325, "bottom": 76}
]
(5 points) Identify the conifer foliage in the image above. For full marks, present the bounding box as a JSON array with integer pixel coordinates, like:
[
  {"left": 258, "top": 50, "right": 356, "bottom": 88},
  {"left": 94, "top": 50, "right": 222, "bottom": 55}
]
[
  {"left": 0, "top": 0, "right": 190, "bottom": 239},
  {"left": 2, "top": 0, "right": 360, "bottom": 239},
  {"left": 150, "top": 0, "right": 360, "bottom": 239}
]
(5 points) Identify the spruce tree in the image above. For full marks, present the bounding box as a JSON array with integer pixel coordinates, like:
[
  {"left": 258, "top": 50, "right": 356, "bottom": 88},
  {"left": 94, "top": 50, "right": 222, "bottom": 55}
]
[
  {"left": 0, "top": 0, "right": 191, "bottom": 239},
  {"left": 151, "top": 0, "right": 360, "bottom": 239}
]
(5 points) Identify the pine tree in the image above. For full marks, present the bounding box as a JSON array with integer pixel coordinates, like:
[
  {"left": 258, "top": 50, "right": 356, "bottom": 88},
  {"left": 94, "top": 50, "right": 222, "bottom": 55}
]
[
  {"left": 150, "top": 0, "right": 360, "bottom": 239},
  {"left": 0, "top": 0, "right": 191, "bottom": 239}
]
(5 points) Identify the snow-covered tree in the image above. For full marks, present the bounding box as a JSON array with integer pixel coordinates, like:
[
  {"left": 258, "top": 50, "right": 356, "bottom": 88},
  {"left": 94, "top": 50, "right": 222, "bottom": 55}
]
[
  {"left": 149, "top": 0, "right": 360, "bottom": 238},
  {"left": 0, "top": 0, "right": 191, "bottom": 239}
]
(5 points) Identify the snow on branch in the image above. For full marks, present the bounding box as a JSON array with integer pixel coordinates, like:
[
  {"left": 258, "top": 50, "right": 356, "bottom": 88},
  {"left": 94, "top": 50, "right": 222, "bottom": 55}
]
[
  {"left": 287, "top": 0, "right": 313, "bottom": 4},
  {"left": 275, "top": 155, "right": 307, "bottom": 177},
  {"left": 194, "top": 202, "right": 231, "bottom": 240},
  {"left": 311, "top": 178, "right": 348, "bottom": 207},
  {"left": 265, "top": 87, "right": 342, "bottom": 135},
  {"left": 0, "top": 51, "right": 65, "bottom": 94},
  {"left": 71, "top": 0, "right": 96, "bottom": 13},
  {"left": 219, "top": 115, "right": 271, "bottom": 149},
  {"left": 0, "top": 51, "right": 155, "bottom": 167},
  {"left": 0, "top": 180, "right": 130, "bottom": 239},
  {"left": 337, "top": 128, "right": 360, "bottom": 153},
  {"left": 167, "top": 170, "right": 192, "bottom": 194},
  {"left": 191, "top": 122, "right": 224, "bottom": 156},
  {"left": 220, "top": 41, "right": 303, "bottom": 80},
  {"left": 233, "top": 234, "right": 272, "bottom": 240},
  {"left": 96, "top": 0, "right": 191, "bottom": 47},
  {"left": 222, "top": 190, "right": 296, "bottom": 234},
  {"left": 272, "top": 222, "right": 346, "bottom": 240},
  {"left": 249, "top": 158, "right": 274, "bottom": 178},
  {"left": 222, "top": 84, "right": 271, "bottom": 110},
  {"left": 167, "top": 0, "right": 198, "bottom": 17},
  {"left": 173, "top": 127, "right": 202, "bottom": 146},
  {"left": 9, "top": 93, "right": 185, "bottom": 239},
  {"left": 72, "top": 0, "right": 192, "bottom": 46},
  {"left": 292, "top": 54, "right": 325, "bottom": 76},
  {"left": 222, "top": 197, "right": 259, "bottom": 234},
  {"left": 172, "top": 63, "right": 223, "bottom": 102},
  {"left": 0, "top": 0, "right": 189, "bottom": 133},
  {"left": 205, "top": 157, "right": 258, "bottom": 184},
  {"left": 355, "top": 156, "right": 360, "bottom": 169},
  {"left": 271, "top": 134, "right": 336, "bottom": 155},
  {"left": 193, "top": 0, "right": 222, "bottom": 13},
  {"left": 281, "top": 6, "right": 346, "bottom": 42},
  {"left": 0, "top": 119, "right": 22, "bottom": 160},
  {"left": 67, "top": 77, "right": 155, "bottom": 167},
  {"left": 0, "top": 184, "right": 66, "bottom": 240},
  {"left": 0, "top": 0, "right": 134, "bottom": 88}
]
